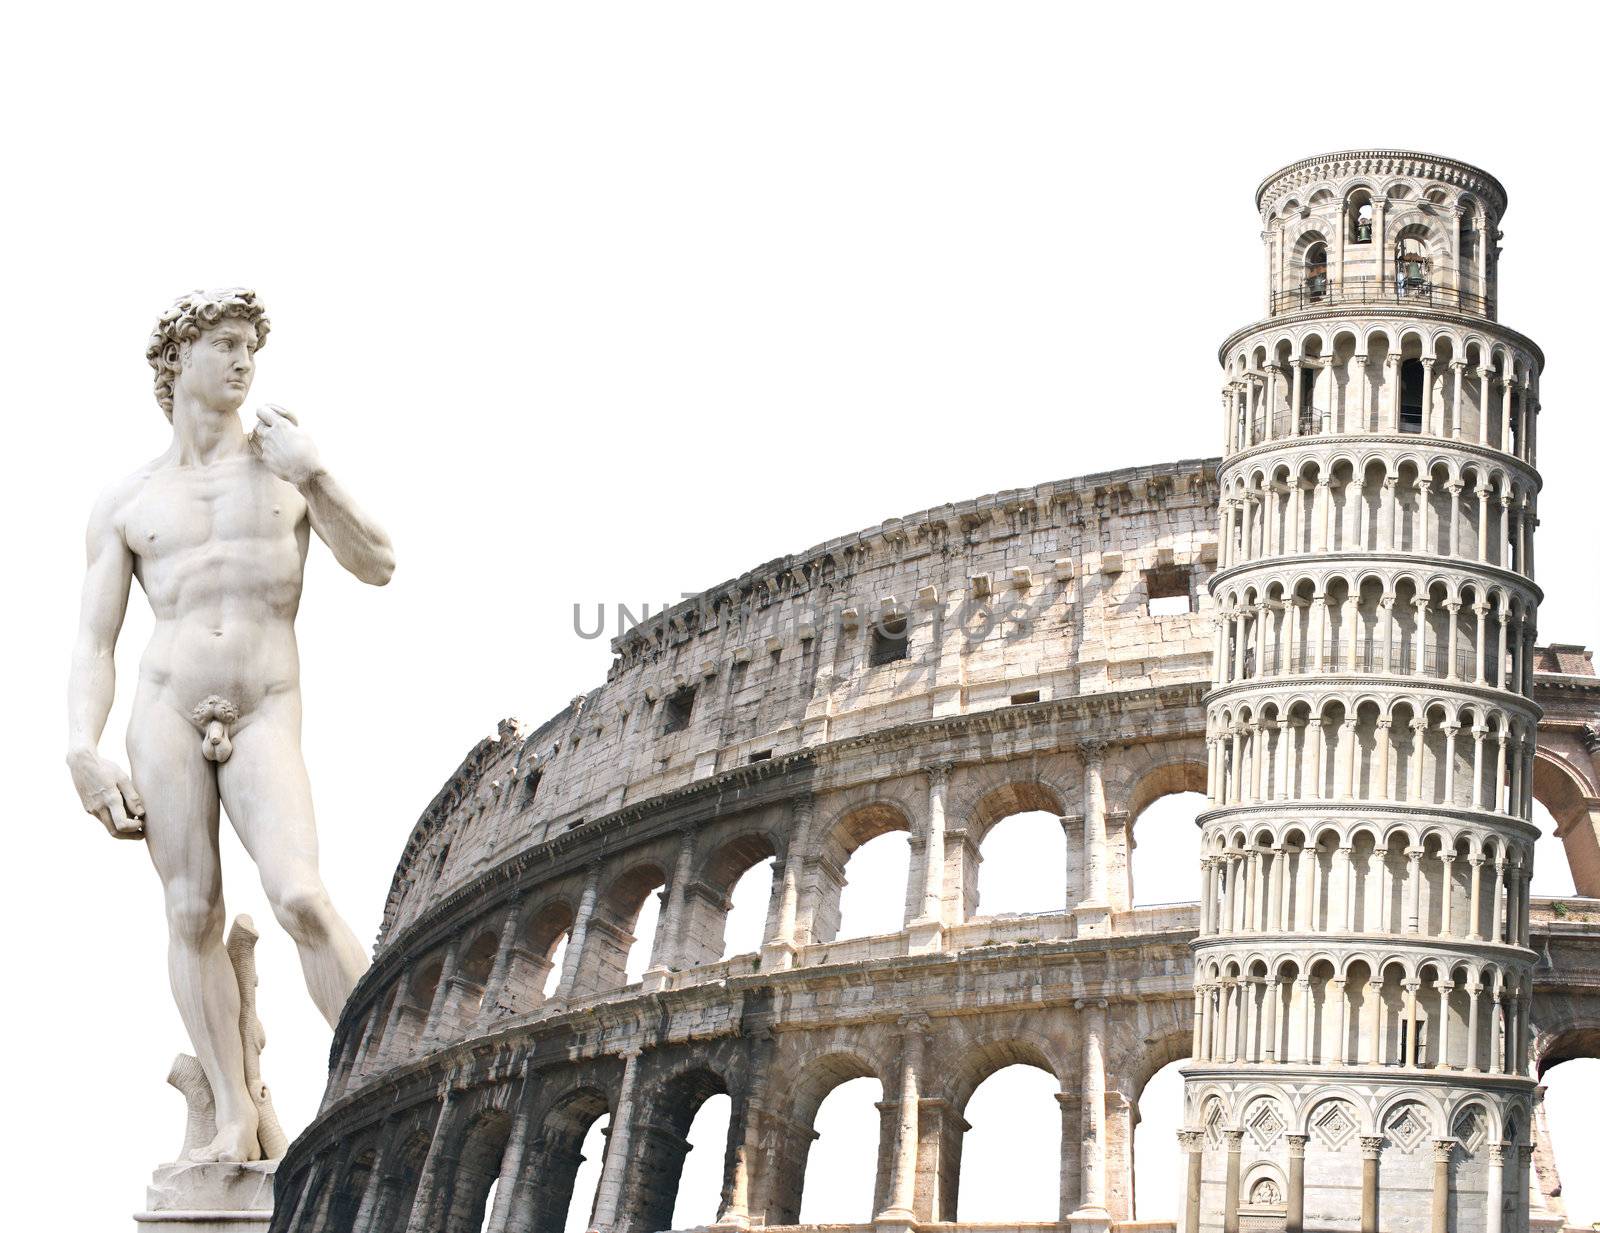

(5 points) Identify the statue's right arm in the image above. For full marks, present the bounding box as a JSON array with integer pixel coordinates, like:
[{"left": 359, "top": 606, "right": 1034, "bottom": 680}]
[{"left": 65, "top": 485, "right": 145, "bottom": 839}]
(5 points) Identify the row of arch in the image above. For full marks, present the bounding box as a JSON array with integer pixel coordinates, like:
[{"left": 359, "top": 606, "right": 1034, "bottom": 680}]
[
  {"left": 1264, "top": 177, "right": 1499, "bottom": 312},
  {"left": 289, "top": 1019, "right": 1192, "bottom": 1233},
  {"left": 1223, "top": 327, "right": 1536, "bottom": 462},
  {"left": 1199, "top": 823, "right": 1533, "bottom": 946},
  {"left": 1194, "top": 953, "right": 1533, "bottom": 1075},
  {"left": 330, "top": 750, "right": 1213, "bottom": 1092},
  {"left": 1206, "top": 696, "right": 1537, "bottom": 818},
  {"left": 1218, "top": 454, "right": 1537, "bottom": 579},
  {"left": 1214, "top": 575, "right": 1537, "bottom": 697}
]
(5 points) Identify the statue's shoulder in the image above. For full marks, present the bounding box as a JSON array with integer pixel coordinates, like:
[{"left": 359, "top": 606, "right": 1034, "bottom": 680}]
[{"left": 86, "top": 456, "right": 163, "bottom": 537}]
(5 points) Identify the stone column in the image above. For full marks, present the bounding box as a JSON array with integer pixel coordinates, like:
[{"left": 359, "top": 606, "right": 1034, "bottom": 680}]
[
  {"left": 1431, "top": 1139, "right": 1455, "bottom": 1233},
  {"left": 1286, "top": 1133, "right": 1308, "bottom": 1233},
  {"left": 1070, "top": 998, "right": 1111, "bottom": 1231},
  {"left": 590, "top": 1049, "right": 642, "bottom": 1232},
  {"left": 878, "top": 1020, "right": 926, "bottom": 1223},
  {"left": 765, "top": 800, "right": 812, "bottom": 968},
  {"left": 420, "top": 935, "right": 464, "bottom": 1046},
  {"left": 1486, "top": 1143, "right": 1505, "bottom": 1233},
  {"left": 1223, "top": 1129, "right": 1244, "bottom": 1233},
  {"left": 1360, "top": 1135, "right": 1383, "bottom": 1233},
  {"left": 1179, "top": 1130, "right": 1205, "bottom": 1233},
  {"left": 553, "top": 864, "right": 602, "bottom": 1003},
  {"left": 404, "top": 1088, "right": 460, "bottom": 1233},
  {"left": 645, "top": 827, "right": 698, "bottom": 986},
  {"left": 484, "top": 1087, "right": 538, "bottom": 1233},
  {"left": 478, "top": 901, "right": 527, "bottom": 1016},
  {"left": 910, "top": 764, "right": 951, "bottom": 953},
  {"left": 1077, "top": 743, "right": 1111, "bottom": 936}
]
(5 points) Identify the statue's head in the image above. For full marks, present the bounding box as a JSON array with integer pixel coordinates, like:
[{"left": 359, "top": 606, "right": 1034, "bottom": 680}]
[{"left": 146, "top": 288, "right": 272, "bottom": 420}]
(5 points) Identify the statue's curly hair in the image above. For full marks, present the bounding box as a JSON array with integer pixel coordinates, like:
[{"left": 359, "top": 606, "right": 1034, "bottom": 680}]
[{"left": 145, "top": 288, "right": 271, "bottom": 419}]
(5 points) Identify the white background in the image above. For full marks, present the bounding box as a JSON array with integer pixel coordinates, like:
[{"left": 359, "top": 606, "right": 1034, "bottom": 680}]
[{"left": 3, "top": 3, "right": 1597, "bottom": 1228}]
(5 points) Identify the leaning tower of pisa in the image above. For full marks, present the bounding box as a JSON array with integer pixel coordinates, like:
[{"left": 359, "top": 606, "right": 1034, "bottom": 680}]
[{"left": 1183, "top": 151, "right": 1545, "bottom": 1233}]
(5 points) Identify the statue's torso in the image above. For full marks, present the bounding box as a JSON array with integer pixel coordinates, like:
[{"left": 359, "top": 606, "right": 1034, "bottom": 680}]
[{"left": 121, "top": 454, "right": 309, "bottom": 719}]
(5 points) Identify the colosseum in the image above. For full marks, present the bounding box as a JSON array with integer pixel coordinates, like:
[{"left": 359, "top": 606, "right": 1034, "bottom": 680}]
[{"left": 272, "top": 152, "right": 1600, "bottom": 1233}]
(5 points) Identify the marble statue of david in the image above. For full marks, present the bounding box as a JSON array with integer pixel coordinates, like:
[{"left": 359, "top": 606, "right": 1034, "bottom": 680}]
[{"left": 66, "top": 289, "right": 394, "bottom": 1163}]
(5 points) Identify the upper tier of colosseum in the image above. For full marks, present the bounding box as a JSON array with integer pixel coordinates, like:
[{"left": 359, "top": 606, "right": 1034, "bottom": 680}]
[{"left": 378, "top": 456, "right": 1222, "bottom": 943}]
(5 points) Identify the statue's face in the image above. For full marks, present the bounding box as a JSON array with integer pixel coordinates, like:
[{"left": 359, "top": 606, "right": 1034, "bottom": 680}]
[{"left": 178, "top": 317, "right": 259, "bottom": 413}]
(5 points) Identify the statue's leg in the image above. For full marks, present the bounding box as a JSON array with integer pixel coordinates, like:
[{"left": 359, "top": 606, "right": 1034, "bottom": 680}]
[
  {"left": 218, "top": 691, "right": 370, "bottom": 1026},
  {"left": 128, "top": 696, "right": 261, "bottom": 1163}
]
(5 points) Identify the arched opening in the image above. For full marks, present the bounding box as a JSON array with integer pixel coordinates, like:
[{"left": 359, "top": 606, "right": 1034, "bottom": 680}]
[
  {"left": 957, "top": 1062, "right": 1060, "bottom": 1220},
  {"left": 797, "top": 1075, "right": 884, "bottom": 1223},
  {"left": 1538, "top": 1033, "right": 1600, "bottom": 1227},
  {"left": 1530, "top": 798, "right": 1574, "bottom": 898},
  {"left": 626, "top": 1068, "right": 732, "bottom": 1233},
  {"left": 1127, "top": 759, "right": 1208, "bottom": 908},
  {"left": 1133, "top": 1058, "right": 1186, "bottom": 1221},
  {"left": 1396, "top": 235, "right": 1431, "bottom": 295},
  {"left": 721, "top": 856, "right": 775, "bottom": 959},
  {"left": 442, "top": 1108, "right": 511, "bottom": 1233},
  {"left": 559, "top": 1110, "right": 609, "bottom": 1233},
  {"left": 803, "top": 804, "right": 915, "bottom": 945},
  {"left": 1132, "top": 791, "right": 1206, "bottom": 907},
  {"left": 1399, "top": 358, "right": 1425, "bottom": 432},
  {"left": 511, "top": 900, "right": 575, "bottom": 1008},
  {"left": 835, "top": 833, "right": 910, "bottom": 939},
  {"left": 1350, "top": 193, "right": 1374, "bottom": 244},
  {"left": 1305, "top": 241, "right": 1328, "bottom": 299},
  {"left": 625, "top": 888, "right": 662, "bottom": 986},
  {"left": 593, "top": 863, "right": 668, "bottom": 991},
  {"left": 672, "top": 1091, "right": 733, "bottom": 1228},
  {"left": 679, "top": 832, "right": 780, "bottom": 967},
  {"left": 975, "top": 811, "right": 1065, "bottom": 916}
]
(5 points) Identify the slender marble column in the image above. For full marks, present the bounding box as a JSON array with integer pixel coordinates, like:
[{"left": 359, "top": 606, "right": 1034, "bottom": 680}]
[
  {"left": 1223, "top": 1129, "right": 1244, "bottom": 1233},
  {"left": 1431, "top": 1139, "right": 1455, "bottom": 1233},
  {"left": 1286, "top": 1133, "right": 1309, "bottom": 1233},
  {"left": 1179, "top": 1130, "right": 1204, "bottom": 1233},
  {"left": 1360, "top": 1136, "right": 1383, "bottom": 1233},
  {"left": 1486, "top": 1143, "right": 1505, "bottom": 1233}
]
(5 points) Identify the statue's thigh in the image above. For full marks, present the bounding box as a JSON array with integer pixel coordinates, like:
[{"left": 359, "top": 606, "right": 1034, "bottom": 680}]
[
  {"left": 217, "top": 705, "right": 320, "bottom": 889},
  {"left": 128, "top": 700, "right": 222, "bottom": 889}
]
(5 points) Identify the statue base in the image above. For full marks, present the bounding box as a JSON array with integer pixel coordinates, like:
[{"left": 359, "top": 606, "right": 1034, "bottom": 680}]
[{"left": 133, "top": 1159, "right": 275, "bottom": 1232}]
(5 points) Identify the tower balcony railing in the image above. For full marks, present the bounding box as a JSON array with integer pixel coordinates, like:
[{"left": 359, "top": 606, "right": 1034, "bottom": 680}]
[{"left": 1269, "top": 274, "right": 1495, "bottom": 318}]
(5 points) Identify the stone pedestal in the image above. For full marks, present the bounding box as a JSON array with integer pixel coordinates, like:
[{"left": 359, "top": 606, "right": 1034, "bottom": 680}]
[
  {"left": 1066, "top": 1206, "right": 1111, "bottom": 1233},
  {"left": 133, "top": 1160, "right": 275, "bottom": 1233}
]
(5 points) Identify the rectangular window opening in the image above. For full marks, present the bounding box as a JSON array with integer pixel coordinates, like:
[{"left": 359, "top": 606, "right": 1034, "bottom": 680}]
[
  {"left": 1145, "top": 565, "right": 1194, "bottom": 616},
  {"left": 663, "top": 686, "right": 696, "bottom": 734},
  {"left": 748, "top": 749, "right": 773, "bottom": 763},
  {"left": 870, "top": 615, "right": 910, "bottom": 666},
  {"left": 1010, "top": 690, "right": 1042, "bottom": 706}
]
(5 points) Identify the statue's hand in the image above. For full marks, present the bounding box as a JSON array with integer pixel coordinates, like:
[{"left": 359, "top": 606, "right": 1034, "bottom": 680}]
[
  {"left": 67, "top": 750, "right": 145, "bottom": 840},
  {"left": 249, "top": 404, "right": 325, "bottom": 487}
]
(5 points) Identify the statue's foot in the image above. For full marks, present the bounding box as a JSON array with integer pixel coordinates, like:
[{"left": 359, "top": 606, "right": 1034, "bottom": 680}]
[{"left": 189, "top": 1119, "right": 261, "bottom": 1164}]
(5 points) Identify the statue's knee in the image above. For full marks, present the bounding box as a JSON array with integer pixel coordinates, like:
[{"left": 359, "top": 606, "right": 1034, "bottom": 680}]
[
  {"left": 167, "top": 896, "right": 223, "bottom": 947},
  {"left": 271, "top": 883, "right": 333, "bottom": 942}
]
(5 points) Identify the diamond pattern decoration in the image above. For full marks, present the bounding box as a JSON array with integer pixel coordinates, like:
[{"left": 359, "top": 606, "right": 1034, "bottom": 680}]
[
  {"left": 1312, "top": 1100, "right": 1358, "bottom": 1150},
  {"left": 1247, "top": 1099, "right": 1287, "bottom": 1148},
  {"left": 1204, "top": 1098, "right": 1226, "bottom": 1149},
  {"left": 1385, "top": 1103, "right": 1428, "bottom": 1153},
  {"left": 1453, "top": 1107, "right": 1487, "bottom": 1154}
]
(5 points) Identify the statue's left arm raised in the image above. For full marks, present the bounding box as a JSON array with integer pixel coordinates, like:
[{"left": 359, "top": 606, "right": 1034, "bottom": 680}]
[{"left": 249, "top": 403, "right": 395, "bottom": 586}]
